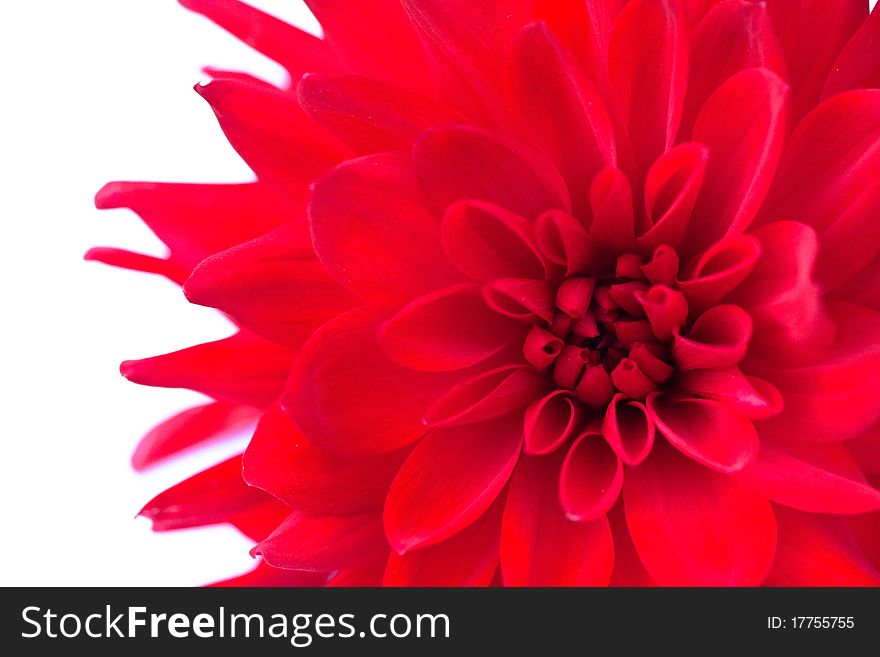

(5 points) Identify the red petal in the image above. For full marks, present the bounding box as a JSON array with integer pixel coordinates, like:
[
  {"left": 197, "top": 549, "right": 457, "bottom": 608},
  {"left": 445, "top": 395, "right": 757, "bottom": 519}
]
[
  {"left": 638, "top": 143, "right": 709, "bottom": 252},
  {"left": 603, "top": 394, "right": 655, "bottom": 466},
  {"left": 132, "top": 401, "right": 257, "bottom": 471},
  {"left": 284, "top": 307, "right": 464, "bottom": 455},
  {"left": 327, "top": 559, "right": 388, "bottom": 587},
  {"left": 297, "top": 73, "right": 465, "bottom": 153},
  {"left": 535, "top": 209, "right": 601, "bottom": 276},
  {"left": 243, "top": 405, "right": 407, "bottom": 515},
  {"left": 184, "top": 225, "right": 356, "bottom": 347},
  {"left": 678, "top": 368, "right": 781, "bottom": 420},
  {"left": 305, "top": 0, "right": 428, "bottom": 88},
  {"left": 413, "top": 126, "right": 571, "bottom": 219},
  {"left": 677, "top": 234, "right": 761, "bottom": 316},
  {"left": 384, "top": 414, "right": 522, "bottom": 553},
  {"left": 685, "top": 68, "right": 788, "bottom": 254},
  {"left": 84, "top": 247, "right": 187, "bottom": 284},
  {"left": 680, "top": 0, "right": 785, "bottom": 138},
  {"left": 822, "top": 4, "right": 880, "bottom": 99},
  {"left": 766, "top": 0, "right": 866, "bottom": 121},
  {"left": 253, "top": 511, "right": 387, "bottom": 571},
  {"left": 624, "top": 440, "right": 776, "bottom": 585},
  {"left": 760, "top": 90, "right": 880, "bottom": 290},
  {"left": 608, "top": 499, "right": 654, "bottom": 586},
  {"left": 425, "top": 365, "right": 548, "bottom": 427},
  {"left": 139, "top": 455, "right": 265, "bottom": 531},
  {"left": 524, "top": 391, "right": 583, "bottom": 455},
  {"left": 501, "top": 452, "right": 614, "bottom": 586},
  {"left": 672, "top": 304, "right": 752, "bottom": 370},
  {"left": 309, "top": 153, "right": 461, "bottom": 304},
  {"left": 482, "top": 278, "right": 556, "bottom": 323},
  {"left": 758, "top": 302, "right": 880, "bottom": 444},
  {"left": 379, "top": 284, "right": 524, "bottom": 372},
  {"left": 735, "top": 442, "right": 880, "bottom": 514},
  {"left": 384, "top": 496, "right": 503, "bottom": 586},
  {"left": 609, "top": 0, "right": 688, "bottom": 180},
  {"left": 195, "top": 79, "right": 348, "bottom": 189},
  {"left": 179, "top": 0, "right": 338, "bottom": 78},
  {"left": 648, "top": 393, "right": 758, "bottom": 473},
  {"left": 731, "top": 221, "right": 833, "bottom": 367},
  {"left": 94, "top": 181, "right": 290, "bottom": 272},
  {"left": 559, "top": 433, "right": 623, "bottom": 521},
  {"left": 635, "top": 284, "right": 688, "bottom": 342},
  {"left": 832, "top": 260, "right": 880, "bottom": 311},
  {"left": 441, "top": 201, "right": 546, "bottom": 281},
  {"left": 509, "top": 22, "right": 616, "bottom": 217},
  {"left": 764, "top": 506, "right": 880, "bottom": 586},
  {"left": 209, "top": 561, "right": 328, "bottom": 588},
  {"left": 121, "top": 332, "right": 294, "bottom": 408},
  {"left": 589, "top": 167, "right": 636, "bottom": 253}
]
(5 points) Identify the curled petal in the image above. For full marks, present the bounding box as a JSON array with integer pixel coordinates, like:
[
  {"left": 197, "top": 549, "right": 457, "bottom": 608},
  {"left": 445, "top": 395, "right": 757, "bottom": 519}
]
[
  {"left": 560, "top": 433, "right": 624, "bottom": 521},
  {"left": 603, "top": 394, "right": 655, "bottom": 466},
  {"left": 522, "top": 326, "right": 564, "bottom": 371},
  {"left": 641, "top": 244, "right": 680, "bottom": 286},
  {"left": 672, "top": 304, "right": 752, "bottom": 370},
  {"left": 424, "top": 365, "right": 548, "bottom": 427},
  {"left": 380, "top": 285, "right": 523, "bottom": 371},
  {"left": 535, "top": 209, "right": 600, "bottom": 276},
  {"left": 589, "top": 167, "right": 636, "bottom": 253},
  {"left": 441, "top": 201, "right": 545, "bottom": 281},
  {"left": 678, "top": 368, "right": 781, "bottom": 420},
  {"left": 502, "top": 453, "right": 614, "bottom": 586},
  {"left": 677, "top": 234, "right": 761, "bottom": 316},
  {"left": 635, "top": 285, "right": 688, "bottom": 342},
  {"left": 524, "top": 391, "right": 582, "bottom": 455},
  {"left": 384, "top": 414, "right": 523, "bottom": 553},
  {"left": 648, "top": 393, "right": 758, "bottom": 473},
  {"left": 624, "top": 440, "right": 776, "bottom": 586},
  {"left": 482, "top": 279, "right": 556, "bottom": 323}
]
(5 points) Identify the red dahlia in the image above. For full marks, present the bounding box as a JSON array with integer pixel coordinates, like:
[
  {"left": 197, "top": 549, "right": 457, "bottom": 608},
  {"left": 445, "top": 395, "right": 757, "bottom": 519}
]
[{"left": 89, "top": 0, "right": 880, "bottom": 586}]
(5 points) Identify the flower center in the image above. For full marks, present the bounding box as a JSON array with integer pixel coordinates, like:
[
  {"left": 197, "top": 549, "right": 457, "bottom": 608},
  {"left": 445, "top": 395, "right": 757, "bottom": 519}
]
[{"left": 522, "top": 250, "right": 682, "bottom": 408}]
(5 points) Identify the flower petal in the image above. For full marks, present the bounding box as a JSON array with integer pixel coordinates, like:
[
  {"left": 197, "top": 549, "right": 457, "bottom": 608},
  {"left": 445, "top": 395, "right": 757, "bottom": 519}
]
[
  {"left": 413, "top": 126, "right": 571, "bottom": 218},
  {"left": 132, "top": 401, "right": 257, "bottom": 471},
  {"left": 559, "top": 432, "right": 623, "bottom": 521},
  {"left": 309, "top": 153, "right": 461, "bottom": 304},
  {"left": 524, "top": 391, "right": 583, "bottom": 455},
  {"left": 297, "top": 73, "right": 465, "bottom": 153},
  {"left": 735, "top": 442, "right": 880, "bottom": 514},
  {"left": 209, "top": 561, "right": 328, "bottom": 588},
  {"left": 384, "top": 496, "right": 503, "bottom": 586},
  {"left": 758, "top": 302, "right": 880, "bottom": 444},
  {"left": 685, "top": 68, "right": 788, "bottom": 254},
  {"left": 441, "top": 201, "right": 546, "bottom": 281},
  {"left": 676, "top": 234, "right": 761, "bottom": 316},
  {"left": 509, "top": 22, "right": 616, "bottom": 217},
  {"left": 648, "top": 393, "right": 758, "bottom": 473},
  {"left": 379, "top": 285, "right": 524, "bottom": 371},
  {"left": 624, "top": 440, "right": 776, "bottom": 585},
  {"left": 184, "top": 224, "right": 356, "bottom": 347},
  {"left": 764, "top": 506, "right": 880, "bottom": 586},
  {"left": 672, "top": 304, "right": 752, "bottom": 370},
  {"left": 603, "top": 394, "right": 655, "bottom": 466},
  {"left": 501, "top": 452, "right": 613, "bottom": 586},
  {"left": 284, "top": 307, "right": 464, "bottom": 455},
  {"left": 759, "top": 90, "right": 880, "bottom": 290},
  {"left": 121, "top": 332, "right": 294, "bottom": 408},
  {"left": 243, "top": 405, "right": 407, "bottom": 516},
  {"left": 253, "top": 511, "right": 387, "bottom": 571},
  {"left": 534, "top": 209, "right": 601, "bottom": 276},
  {"left": 589, "top": 167, "right": 636, "bottom": 253},
  {"left": 384, "top": 414, "right": 522, "bottom": 553},
  {"left": 678, "top": 368, "right": 781, "bottom": 420},
  {"left": 821, "top": 4, "right": 880, "bottom": 99}
]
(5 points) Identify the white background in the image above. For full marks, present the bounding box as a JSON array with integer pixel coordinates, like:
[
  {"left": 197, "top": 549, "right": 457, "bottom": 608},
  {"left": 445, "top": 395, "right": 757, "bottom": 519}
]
[{"left": 1, "top": 1, "right": 877, "bottom": 586}]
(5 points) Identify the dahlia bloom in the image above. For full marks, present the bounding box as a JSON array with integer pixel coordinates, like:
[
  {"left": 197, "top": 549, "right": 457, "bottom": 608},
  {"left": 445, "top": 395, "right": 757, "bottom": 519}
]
[{"left": 89, "top": 0, "right": 880, "bottom": 586}]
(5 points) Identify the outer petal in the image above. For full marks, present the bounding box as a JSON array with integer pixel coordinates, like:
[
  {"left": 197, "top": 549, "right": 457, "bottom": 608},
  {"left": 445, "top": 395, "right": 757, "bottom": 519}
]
[
  {"left": 759, "top": 90, "right": 880, "bottom": 290},
  {"left": 253, "top": 511, "right": 387, "bottom": 572},
  {"left": 384, "top": 414, "right": 522, "bottom": 553},
  {"left": 184, "top": 224, "right": 356, "bottom": 346},
  {"left": 243, "top": 405, "right": 407, "bottom": 516},
  {"left": 283, "top": 307, "right": 465, "bottom": 455},
  {"left": 413, "top": 126, "right": 571, "bottom": 219},
  {"left": 501, "top": 452, "right": 614, "bottom": 586},
  {"left": 209, "top": 561, "right": 328, "bottom": 588},
  {"left": 509, "top": 22, "right": 616, "bottom": 217},
  {"left": 384, "top": 496, "right": 503, "bottom": 586},
  {"left": 764, "top": 506, "right": 880, "bottom": 586},
  {"left": 735, "top": 442, "right": 880, "bottom": 514},
  {"left": 609, "top": 0, "right": 688, "bottom": 180},
  {"left": 822, "top": 4, "right": 880, "bottom": 99},
  {"left": 685, "top": 68, "right": 788, "bottom": 254},
  {"left": 310, "top": 153, "right": 461, "bottom": 304},
  {"left": 624, "top": 441, "right": 776, "bottom": 586},
  {"left": 121, "top": 332, "right": 294, "bottom": 408},
  {"left": 758, "top": 302, "right": 880, "bottom": 444}
]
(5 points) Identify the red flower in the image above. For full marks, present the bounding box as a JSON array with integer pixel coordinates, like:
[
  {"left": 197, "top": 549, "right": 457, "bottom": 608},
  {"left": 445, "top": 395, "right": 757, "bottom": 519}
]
[{"left": 89, "top": 0, "right": 880, "bottom": 586}]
